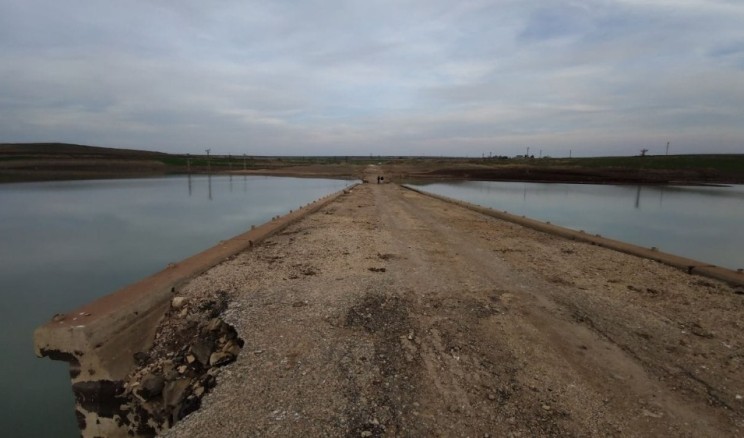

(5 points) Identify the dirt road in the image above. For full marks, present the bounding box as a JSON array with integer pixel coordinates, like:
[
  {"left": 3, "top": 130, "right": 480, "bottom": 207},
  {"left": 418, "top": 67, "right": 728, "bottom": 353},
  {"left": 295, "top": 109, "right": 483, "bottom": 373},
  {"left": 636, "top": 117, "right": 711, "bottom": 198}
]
[{"left": 160, "top": 180, "right": 743, "bottom": 437}]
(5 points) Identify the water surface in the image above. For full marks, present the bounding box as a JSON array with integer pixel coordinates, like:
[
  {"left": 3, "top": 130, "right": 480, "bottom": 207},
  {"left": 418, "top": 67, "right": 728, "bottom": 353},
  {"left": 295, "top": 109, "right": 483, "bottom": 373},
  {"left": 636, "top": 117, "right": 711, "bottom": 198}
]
[
  {"left": 0, "top": 175, "right": 352, "bottom": 437},
  {"left": 409, "top": 181, "right": 744, "bottom": 270}
]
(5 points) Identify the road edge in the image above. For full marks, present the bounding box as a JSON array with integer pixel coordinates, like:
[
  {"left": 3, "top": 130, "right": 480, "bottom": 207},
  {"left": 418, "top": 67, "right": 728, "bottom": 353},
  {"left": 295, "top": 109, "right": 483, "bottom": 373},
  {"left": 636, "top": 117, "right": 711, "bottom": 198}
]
[
  {"left": 402, "top": 185, "right": 744, "bottom": 288},
  {"left": 33, "top": 183, "right": 359, "bottom": 437}
]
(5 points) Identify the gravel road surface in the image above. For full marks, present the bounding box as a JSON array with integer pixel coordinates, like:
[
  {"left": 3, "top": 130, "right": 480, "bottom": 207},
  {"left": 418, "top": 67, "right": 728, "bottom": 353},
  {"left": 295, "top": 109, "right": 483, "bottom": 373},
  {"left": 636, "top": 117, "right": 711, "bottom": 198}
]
[{"left": 160, "top": 178, "right": 743, "bottom": 437}]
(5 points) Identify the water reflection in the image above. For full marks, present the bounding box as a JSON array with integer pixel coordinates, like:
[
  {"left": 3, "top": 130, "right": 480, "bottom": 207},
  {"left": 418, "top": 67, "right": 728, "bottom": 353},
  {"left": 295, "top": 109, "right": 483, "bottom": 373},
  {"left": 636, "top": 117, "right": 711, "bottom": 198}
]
[
  {"left": 186, "top": 174, "right": 255, "bottom": 200},
  {"left": 634, "top": 186, "right": 667, "bottom": 209},
  {"left": 410, "top": 181, "right": 744, "bottom": 270},
  {"left": 635, "top": 186, "right": 641, "bottom": 209},
  {"left": 0, "top": 175, "right": 351, "bottom": 436}
]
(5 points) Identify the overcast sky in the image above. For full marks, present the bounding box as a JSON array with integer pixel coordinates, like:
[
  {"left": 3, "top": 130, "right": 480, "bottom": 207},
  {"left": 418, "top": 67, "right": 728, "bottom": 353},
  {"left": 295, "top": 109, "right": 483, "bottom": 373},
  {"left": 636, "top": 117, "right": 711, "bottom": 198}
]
[{"left": 1, "top": 0, "right": 743, "bottom": 157}]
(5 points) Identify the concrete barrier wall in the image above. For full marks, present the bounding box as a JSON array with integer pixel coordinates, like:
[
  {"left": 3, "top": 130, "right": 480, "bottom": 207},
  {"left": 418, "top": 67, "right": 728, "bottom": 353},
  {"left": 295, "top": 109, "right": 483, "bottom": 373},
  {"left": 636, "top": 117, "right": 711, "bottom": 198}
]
[
  {"left": 33, "top": 184, "right": 358, "bottom": 437},
  {"left": 403, "top": 185, "right": 744, "bottom": 288}
]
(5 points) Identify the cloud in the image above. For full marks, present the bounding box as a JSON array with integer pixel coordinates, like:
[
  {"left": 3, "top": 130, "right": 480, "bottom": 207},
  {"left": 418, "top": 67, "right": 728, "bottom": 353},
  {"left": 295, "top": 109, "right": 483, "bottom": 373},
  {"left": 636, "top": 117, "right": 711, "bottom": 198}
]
[{"left": 0, "top": 0, "right": 743, "bottom": 156}]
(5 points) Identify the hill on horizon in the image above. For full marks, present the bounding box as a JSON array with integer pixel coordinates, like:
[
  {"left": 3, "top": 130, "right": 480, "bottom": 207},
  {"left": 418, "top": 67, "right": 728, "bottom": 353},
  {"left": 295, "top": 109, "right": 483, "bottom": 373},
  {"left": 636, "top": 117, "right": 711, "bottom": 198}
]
[{"left": 0, "top": 142, "right": 167, "bottom": 157}]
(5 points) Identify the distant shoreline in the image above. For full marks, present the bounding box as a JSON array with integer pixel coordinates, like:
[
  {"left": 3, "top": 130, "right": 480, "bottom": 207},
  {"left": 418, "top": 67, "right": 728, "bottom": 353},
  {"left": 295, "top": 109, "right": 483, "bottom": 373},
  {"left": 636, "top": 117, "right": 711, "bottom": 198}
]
[{"left": 2, "top": 142, "right": 743, "bottom": 185}]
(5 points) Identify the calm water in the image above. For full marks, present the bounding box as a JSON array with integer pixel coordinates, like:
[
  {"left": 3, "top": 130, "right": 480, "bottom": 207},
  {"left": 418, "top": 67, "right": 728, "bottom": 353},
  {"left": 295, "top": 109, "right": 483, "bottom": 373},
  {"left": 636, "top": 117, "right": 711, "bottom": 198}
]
[
  {"left": 0, "top": 175, "right": 352, "bottom": 437},
  {"left": 409, "top": 181, "right": 744, "bottom": 271}
]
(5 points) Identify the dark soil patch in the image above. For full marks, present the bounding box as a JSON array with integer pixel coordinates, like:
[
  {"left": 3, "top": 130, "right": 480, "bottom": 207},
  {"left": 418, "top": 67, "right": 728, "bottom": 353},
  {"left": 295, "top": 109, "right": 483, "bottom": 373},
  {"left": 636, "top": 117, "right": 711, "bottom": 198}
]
[{"left": 343, "top": 293, "right": 420, "bottom": 436}]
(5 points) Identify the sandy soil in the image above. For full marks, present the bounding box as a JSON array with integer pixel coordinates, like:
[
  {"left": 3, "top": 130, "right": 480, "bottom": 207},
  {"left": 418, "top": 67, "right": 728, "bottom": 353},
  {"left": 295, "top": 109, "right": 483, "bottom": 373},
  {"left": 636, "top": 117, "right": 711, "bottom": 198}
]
[{"left": 141, "top": 167, "right": 744, "bottom": 437}]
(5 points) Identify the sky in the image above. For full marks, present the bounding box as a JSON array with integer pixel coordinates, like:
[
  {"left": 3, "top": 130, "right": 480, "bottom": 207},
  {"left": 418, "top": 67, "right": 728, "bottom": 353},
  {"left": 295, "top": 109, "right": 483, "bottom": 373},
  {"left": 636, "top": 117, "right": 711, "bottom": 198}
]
[{"left": 1, "top": 0, "right": 743, "bottom": 157}]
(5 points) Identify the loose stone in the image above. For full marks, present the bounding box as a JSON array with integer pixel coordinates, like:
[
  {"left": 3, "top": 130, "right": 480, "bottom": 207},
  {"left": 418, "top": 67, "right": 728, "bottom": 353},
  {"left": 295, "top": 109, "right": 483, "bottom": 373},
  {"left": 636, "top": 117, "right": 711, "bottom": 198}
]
[
  {"left": 191, "top": 340, "right": 213, "bottom": 366},
  {"left": 138, "top": 373, "right": 165, "bottom": 400},
  {"left": 163, "top": 379, "right": 191, "bottom": 408},
  {"left": 210, "top": 351, "right": 236, "bottom": 367},
  {"left": 172, "top": 296, "right": 187, "bottom": 309}
]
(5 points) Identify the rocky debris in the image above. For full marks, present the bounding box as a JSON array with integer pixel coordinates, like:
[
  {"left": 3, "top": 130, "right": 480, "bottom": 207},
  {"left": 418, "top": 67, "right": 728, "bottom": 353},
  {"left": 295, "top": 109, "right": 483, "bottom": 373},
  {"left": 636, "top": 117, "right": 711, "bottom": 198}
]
[{"left": 113, "top": 290, "right": 243, "bottom": 436}]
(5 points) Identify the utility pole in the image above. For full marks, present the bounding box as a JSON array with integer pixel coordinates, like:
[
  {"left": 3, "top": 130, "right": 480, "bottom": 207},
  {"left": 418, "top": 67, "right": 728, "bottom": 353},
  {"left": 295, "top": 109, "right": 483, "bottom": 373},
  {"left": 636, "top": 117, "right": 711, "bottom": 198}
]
[{"left": 205, "top": 148, "right": 211, "bottom": 173}]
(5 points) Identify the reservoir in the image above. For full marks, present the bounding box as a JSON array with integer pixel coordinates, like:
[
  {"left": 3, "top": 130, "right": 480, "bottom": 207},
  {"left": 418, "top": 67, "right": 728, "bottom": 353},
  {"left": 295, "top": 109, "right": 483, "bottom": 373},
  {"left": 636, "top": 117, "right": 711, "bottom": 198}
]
[
  {"left": 0, "top": 175, "right": 352, "bottom": 437},
  {"left": 409, "top": 181, "right": 744, "bottom": 271}
]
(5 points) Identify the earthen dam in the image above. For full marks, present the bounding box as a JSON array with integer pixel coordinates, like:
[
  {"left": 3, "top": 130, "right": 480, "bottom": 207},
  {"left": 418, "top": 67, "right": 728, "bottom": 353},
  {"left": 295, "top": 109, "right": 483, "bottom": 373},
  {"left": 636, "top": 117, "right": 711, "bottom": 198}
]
[{"left": 35, "top": 178, "right": 744, "bottom": 437}]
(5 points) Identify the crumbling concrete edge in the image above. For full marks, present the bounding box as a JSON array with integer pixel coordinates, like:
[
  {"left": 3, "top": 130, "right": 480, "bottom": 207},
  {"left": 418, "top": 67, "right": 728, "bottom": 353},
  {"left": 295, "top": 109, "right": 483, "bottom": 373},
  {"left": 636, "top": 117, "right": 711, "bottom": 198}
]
[
  {"left": 403, "top": 185, "right": 744, "bottom": 288},
  {"left": 33, "top": 183, "right": 359, "bottom": 437}
]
